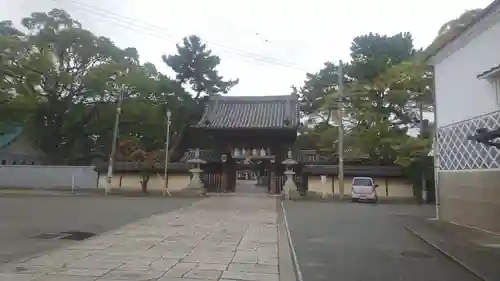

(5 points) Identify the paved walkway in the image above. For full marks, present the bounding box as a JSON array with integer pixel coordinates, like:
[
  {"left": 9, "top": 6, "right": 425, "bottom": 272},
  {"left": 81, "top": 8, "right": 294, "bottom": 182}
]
[{"left": 0, "top": 196, "right": 282, "bottom": 281}]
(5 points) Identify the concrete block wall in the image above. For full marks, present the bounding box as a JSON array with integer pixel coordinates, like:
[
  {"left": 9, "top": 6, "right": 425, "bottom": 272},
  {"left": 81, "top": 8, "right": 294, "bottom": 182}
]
[{"left": 0, "top": 165, "right": 98, "bottom": 189}]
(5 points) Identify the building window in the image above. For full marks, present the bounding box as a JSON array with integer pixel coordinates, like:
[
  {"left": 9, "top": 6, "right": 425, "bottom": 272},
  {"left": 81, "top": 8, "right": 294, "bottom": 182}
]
[
  {"left": 1, "top": 160, "right": 5, "bottom": 165},
  {"left": 12, "top": 160, "right": 16, "bottom": 165},
  {"left": 477, "top": 65, "right": 500, "bottom": 105}
]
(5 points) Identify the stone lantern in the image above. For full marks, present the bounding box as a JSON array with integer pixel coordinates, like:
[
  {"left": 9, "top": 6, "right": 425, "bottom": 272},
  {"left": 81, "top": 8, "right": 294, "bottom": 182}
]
[
  {"left": 186, "top": 148, "right": 207, "bottom": 196},
  {"left": 281, "top": 148, "right": 297, "bottom": 200}
]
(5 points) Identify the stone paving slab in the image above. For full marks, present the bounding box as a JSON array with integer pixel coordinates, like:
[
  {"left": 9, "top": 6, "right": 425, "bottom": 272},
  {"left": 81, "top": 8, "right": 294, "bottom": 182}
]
[{"left": 0, "top": 196, "right": 282, "bottom": 281}]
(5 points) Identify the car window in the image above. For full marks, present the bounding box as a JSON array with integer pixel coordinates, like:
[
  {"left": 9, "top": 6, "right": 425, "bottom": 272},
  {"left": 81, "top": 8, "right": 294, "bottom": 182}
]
[{"left": 352, "top": 178, "right": 373, "bottom": 186}]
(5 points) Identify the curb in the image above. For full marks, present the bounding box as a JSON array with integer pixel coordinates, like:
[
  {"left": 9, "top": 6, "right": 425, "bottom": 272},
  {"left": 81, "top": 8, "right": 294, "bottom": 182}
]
[
  {"left": 280, "top": 201, "right": 303, "bottom": 281},
  {"left": 0, "top": 190, "right": 208, "bottom": 198},
  {"left": 0, "top": 192, "right": 99, "bottom": 197},
  {"left": 403, "top": 225, "right": 488, "bottom": 281},
  {"left": 449, "top": 221, "right": 500, "bottom": 237}
]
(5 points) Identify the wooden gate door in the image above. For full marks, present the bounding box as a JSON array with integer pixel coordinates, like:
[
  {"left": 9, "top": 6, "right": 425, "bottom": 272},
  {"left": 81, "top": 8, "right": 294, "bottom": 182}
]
[{"left": 203, "top": 163, "right": 224, "bottom": 193}]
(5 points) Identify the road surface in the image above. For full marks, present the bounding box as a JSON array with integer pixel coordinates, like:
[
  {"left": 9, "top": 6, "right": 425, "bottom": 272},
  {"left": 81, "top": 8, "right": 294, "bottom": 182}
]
[{"left": 283, "top": 201, "right": 481, "bottom": 281}]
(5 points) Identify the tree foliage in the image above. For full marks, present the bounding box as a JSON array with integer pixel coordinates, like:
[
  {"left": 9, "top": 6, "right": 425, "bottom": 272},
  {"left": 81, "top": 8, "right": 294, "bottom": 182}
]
[
  {"left": 294, "top": 32, "right": 433, "bottom": 167},
  {"left": 296, "top": 62, "right": 340, "bottom": 123},
  {"left": 161, "top": 34, "right": 238, "bottom": 155},
  {"left": 0, "top": 9, "right": 235, "bottom": 168},
  {"left": 163, "top": 35, "right": 239, "bottom": 99},
  {"left": 117, "top": 139, "right": 162, "bottom": 193},
  {"left": 2, "top": 7, "right": 449, "bottom": 175}
]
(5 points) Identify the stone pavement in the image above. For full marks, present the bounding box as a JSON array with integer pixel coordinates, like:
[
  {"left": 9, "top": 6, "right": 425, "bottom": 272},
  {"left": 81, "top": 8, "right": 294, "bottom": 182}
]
[{"left": 0, "top": 196, "right": 284, "bottom": 281}]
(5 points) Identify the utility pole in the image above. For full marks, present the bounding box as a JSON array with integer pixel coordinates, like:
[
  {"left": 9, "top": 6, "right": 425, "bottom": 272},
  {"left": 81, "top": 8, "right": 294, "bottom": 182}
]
[
  {"left": 337, "top": 60, "right": 345, "bottom": 200},
  {"left": 163, "top": 107, "right": 172, "bottom": 197},
  {"left": 106, "top": 84, "right": 124, "bottom": 195},
  {"left": 434, "top": 131, "right": 440, "bottom": 220},
  {"left": 419, "top": 100, "right": 427, "bottom": 203}
]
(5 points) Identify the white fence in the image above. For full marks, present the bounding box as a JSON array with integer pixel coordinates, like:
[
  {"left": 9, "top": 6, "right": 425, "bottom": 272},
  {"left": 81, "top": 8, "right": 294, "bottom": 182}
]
[{"left": 0, "top": 165, "right": 98, "bottom": 189}]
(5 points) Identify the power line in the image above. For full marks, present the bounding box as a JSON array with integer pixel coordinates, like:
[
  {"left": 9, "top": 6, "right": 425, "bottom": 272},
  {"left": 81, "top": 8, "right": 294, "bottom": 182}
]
[{"left": 52, "top": 0, "right": 309, "bottom": 72}]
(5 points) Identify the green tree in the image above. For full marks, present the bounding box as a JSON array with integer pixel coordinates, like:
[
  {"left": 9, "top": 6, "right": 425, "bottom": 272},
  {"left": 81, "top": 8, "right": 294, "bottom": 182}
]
[
  {"left": 297, "top": 32, "right": 434, "bottom": 164},
  {"left": 295, "top": 62, "right": 341, "bottom": 123},
  {"left": 329, "top": 33, "right": 418, "bottom": 163},
  {"left": 117, "top": 139, "right": 162, "bottom": 194},
  {"left": 296, "top": 122, "right": 339, "bottom": 153},
  {"left": 163, "top": 35, "right": 239, "bottom": 99},
  {"left": 0, "top": 20, "right": 24, "bottom": 36},
  {"left": 0, "top": 20, "right": 35, "bottom": 124},
  {"left": 78, "top": 56, "right": 194, "bottom": 164},
  {"left": 162, "top": 35, "right": 238, "bottom": 156},
  {"left": 381, "top": 57, "right": 433, "bottom": 127},
  {"left": 19, "top": 9, "right": 130, "bottom": 163},
  {"left": 348, "top": 32, "right": 416, "bottom": 82},
  {"left": 0, "top": 9, "right": 158, "bottom": 163}
]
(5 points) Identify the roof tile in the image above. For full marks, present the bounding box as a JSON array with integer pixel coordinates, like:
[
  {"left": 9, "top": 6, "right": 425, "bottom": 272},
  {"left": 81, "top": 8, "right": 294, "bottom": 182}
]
[
  {"left": 195, "top": 95, "right": 299, "bottom": 129},
  {"left": 477, "top": 64, "right": 500, "bottom": 79},
  {"left": 180, "top": 149, "right": 219, "bottom": 162}
]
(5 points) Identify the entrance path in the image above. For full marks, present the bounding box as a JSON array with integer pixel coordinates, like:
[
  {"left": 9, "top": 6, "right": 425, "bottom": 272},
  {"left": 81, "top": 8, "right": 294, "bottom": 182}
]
[
  {"left": 0, "top": 196, "right": 283, "bottom": 281},
  {"left": 234, "top": 180, "right": 269, "bottom": 195}
]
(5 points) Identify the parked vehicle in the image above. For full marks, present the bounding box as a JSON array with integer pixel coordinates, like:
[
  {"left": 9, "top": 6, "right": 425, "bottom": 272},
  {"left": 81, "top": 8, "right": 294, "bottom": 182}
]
[{"left": 351, "top": 177, "right": 378, "bottom": 203}]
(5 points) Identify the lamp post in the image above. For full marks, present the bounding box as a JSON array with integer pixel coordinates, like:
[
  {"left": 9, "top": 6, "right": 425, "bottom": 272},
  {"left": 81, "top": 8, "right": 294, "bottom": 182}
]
[{"left": 163, "top": 109, "right": 172, "bottom": 197}]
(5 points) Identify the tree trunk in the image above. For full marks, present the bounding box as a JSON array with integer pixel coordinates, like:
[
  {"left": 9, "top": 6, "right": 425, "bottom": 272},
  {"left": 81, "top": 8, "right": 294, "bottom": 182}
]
[
  {"left": 168, "top": 128, "right": 187, "bottom": 160},
  {"left": 140, "top": 175, "right": 150, "bottom": 194}
]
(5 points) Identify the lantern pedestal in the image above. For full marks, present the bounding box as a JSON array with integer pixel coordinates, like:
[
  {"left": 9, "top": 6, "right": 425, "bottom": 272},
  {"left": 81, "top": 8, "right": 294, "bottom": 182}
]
[
  {"left": 282, "top": 150, "right": 297, "bottom": 200},
  {"left": 186, "top": 168, "right": 205, "bottom": 195},
  {"left": 185, "top": 149, "right": 206, "bottom": 196},
  {"left": 283, "top": 170, "right": 296, "bottom": 200}
]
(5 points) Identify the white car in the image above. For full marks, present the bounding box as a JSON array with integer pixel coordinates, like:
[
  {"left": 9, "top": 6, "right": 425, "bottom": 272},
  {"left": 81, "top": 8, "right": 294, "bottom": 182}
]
[{"left": 351, "top": 177, "right": 378, "bottom": 203}]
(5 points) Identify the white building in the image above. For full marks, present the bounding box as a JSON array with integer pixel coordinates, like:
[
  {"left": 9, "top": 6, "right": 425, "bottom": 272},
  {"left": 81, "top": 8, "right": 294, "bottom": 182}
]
[{"left": 427, "top": 0, "right": 500, "bottom": 233}]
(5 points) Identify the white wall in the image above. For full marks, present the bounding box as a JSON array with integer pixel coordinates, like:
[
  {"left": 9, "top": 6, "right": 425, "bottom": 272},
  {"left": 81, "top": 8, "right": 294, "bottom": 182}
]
[
  {"left": 0, "top": 165, "right": 98, "bottom": 189},
  {"left": 434, "top": 16, "right": 500, "bottom": 128}
]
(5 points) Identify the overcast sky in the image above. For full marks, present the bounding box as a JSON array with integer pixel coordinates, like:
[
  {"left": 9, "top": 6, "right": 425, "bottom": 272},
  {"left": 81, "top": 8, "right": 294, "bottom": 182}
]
[{"left": 1, "top": 0, "right": 493, "bottom": 97}]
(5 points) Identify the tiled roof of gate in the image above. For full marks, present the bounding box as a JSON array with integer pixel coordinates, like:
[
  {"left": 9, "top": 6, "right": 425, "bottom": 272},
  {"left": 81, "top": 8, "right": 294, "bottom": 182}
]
[{"left": 195, "top": 94, "right": 299, "bottom": 129}]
